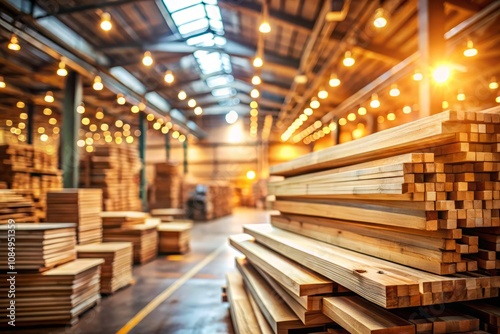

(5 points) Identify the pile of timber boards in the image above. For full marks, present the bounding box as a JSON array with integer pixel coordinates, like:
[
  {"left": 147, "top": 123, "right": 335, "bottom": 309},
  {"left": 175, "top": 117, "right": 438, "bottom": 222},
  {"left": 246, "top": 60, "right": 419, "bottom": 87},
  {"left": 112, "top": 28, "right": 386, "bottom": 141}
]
[
  {"left": 101, "top": 212, "right": 159, "bottom": 264},
  {"left": 227, "top": 109, "right": 500, "bottom": 334},
  {"left": 150, "top": 208, "right": 187, "bottom": 222},
  {"left": 0, "top": 223, "right": 76, "bottom": 271},
  {"left": 0, "top": 144, "right": 62, "bottom": 220},
  {"left": 150, "top": 162, "right": 183, "bottom": 209},
  {"left": 76, "top": 242, "right": 133, "bottom": 294},
  {"left": 157, "top": 222, "right": 192, "bottom": 254},
  {"left": 46, "top": 189, "right": 103, "bottom": 245},
  {"left": 0, "top": 259, "right": 103, "bottom": 326},
  {"left": 185, "top": 181, "right": 234, "bottom": 220},
  {"left": 0, "top": 189, "right": 36, "bottom": 223},
  {"left": 79, "top": 145, "right": 142, "bottom": 211}
]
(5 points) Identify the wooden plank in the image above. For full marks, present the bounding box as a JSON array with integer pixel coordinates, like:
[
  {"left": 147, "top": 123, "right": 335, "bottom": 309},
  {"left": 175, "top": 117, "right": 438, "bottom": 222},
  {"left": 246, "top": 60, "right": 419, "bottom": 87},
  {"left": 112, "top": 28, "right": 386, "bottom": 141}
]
[
  {"left": 230, "top": 234, "right": 334, "bottom": 296},
  {"left": 322, "top": 296, "right": 414, "bottom": 334},
  {"left": 226, "top": 272, "right": 262, "bottom": 334}
]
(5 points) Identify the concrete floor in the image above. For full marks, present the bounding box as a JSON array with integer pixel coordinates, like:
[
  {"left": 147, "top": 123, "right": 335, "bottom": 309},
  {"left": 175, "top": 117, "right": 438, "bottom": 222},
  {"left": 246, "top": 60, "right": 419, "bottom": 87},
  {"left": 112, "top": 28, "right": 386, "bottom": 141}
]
[{"left": 7, "top": 207, "right": 271, "bottom": 334}]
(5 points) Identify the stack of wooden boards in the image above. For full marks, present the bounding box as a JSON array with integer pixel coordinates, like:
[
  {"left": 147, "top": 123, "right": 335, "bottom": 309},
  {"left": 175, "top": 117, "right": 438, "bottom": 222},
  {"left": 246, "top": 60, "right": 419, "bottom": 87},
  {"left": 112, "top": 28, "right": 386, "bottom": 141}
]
[
  {"left": 227, "top": 109, "right": 500, "bottom": 334},
  {"left": 184, "top": 181, "right": 234, "bottom": 220},
  {"left": 76, "top": 242, "right": 133, "bottom": 294},
  {"left": 0, "top": 189, "right": 36, "bottom": 223},
  {"left": 150, "top": 208, "right": 187, "bottom": 222},
  {"left": 0, "top": 143, "right": 62, "bottom": 220},
  {"left": 46, "top": 189, "right": 103, "bottom": 245},
  {"left": 150, "top": 162, "right": 183, "bottom": 209},
  {"left": 0, "top": 259, "right": 103, "bottom": 326},
  {"left": 101, "top": 211, "right": 158, "bottom": 264},
  {"left": 79, "top": 145, "right": 142, "bottom": 211},
  {"left": 157, "top": 222, "right": 192, "bottom": 254}
]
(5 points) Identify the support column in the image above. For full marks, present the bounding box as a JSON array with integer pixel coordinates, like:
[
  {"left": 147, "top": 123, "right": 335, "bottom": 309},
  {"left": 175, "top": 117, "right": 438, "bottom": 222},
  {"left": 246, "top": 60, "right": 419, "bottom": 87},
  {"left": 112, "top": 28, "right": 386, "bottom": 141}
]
[
  {"left": 165, "top": 133, "right": 171, "bottom": 160},
  {"left": 61, "top": 71, "right": 82, "bottom": 188},
  {"left": 27, "top": 102, "right": 34, "bottom": 145},
  {"left": 418, "top": 0, "right": 446, "bottom": 117},
  {"left": 334, "top": 118, "right": 340, "bottom": 145},
  {"left": 139, "top": 112, "right": 148, "bottom": 211},
  {"left": 183, "top": 140, "right": 188, "bottom": 175}
]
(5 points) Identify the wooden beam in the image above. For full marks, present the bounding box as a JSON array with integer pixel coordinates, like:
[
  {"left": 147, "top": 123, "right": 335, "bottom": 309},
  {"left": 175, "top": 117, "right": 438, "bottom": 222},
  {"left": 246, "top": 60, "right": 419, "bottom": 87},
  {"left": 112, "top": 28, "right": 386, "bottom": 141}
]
[
  {"left": 445, "top": 0, "right": 482, "bottom": 13},
  {"left": 34, "top": 0, "right": 152, "bottom": 19}
]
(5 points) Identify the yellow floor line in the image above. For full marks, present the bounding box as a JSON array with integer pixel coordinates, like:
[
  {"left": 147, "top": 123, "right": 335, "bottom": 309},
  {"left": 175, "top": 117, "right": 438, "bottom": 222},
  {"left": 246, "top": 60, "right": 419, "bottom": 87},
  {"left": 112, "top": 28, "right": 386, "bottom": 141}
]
[{"left": 116, "top": 244, "right": 226, "bottom": 334}]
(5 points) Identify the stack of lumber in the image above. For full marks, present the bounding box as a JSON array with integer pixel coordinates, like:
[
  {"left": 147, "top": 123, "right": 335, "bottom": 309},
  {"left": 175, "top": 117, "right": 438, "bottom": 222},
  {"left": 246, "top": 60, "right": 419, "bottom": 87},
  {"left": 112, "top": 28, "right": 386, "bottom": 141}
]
[
  {"left": 0, "top": 143, "right": 62, "bottom": 220},
  {"left": 79, "top": 145, "right": 142, "bottom": 211},
  {"left": 150, "top": 208, "right": 187, "bottom": 222},
  {"left": 0, "top": 223, "right": 76, "bottom": 271},
  {"left": 101, "top": 212, "right": 159, "bottom": 264},
  {"left": 0, "top": 189, "right": 36, "bottom": 223},
  {"left": 46, "top": 189, "right": 103, "bottom": 245},
  {"left": 76, "top": 242, "right": 133, "bottom": 294},
  {"left": 150, "top": 162, "right": 183, "bottom": 209},
  {"left": 185, "top": 181, "right": 234, "bottom": 220},
  {"left": 227, "top": 109, "right": 500, "bottom": 334},
  {"left": 0, "top": 259, "right": 103, "bottom": 326},
  {"left": 157, "top": 222, "right": 192, "bottom": 254}
]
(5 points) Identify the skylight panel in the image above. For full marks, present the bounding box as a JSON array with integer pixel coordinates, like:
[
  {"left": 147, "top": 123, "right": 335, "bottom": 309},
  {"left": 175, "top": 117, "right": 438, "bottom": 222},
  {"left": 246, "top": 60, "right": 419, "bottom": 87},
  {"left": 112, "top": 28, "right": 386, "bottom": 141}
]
[
  {"left": 178, "top": 19, "right": 209, "bottom": 37},
  {"left": 212, "top": 87, "right": 236, "bottom": 97},
  {"left": 171, "top": 4, "right": 206, "bottom": 26},
  {"left": 203, "top": 0, "right": 218, "bottom": 5},
  {"left": 205, "top": 5, "right": 222, "bottom": 20},
  {"left": 163, "top": 0, "right": 201, "bottom": 13},
  {"left": 206, "top": 74, "right": 234, "bottom": 87},
  {"left": 219, "top": 98, "right": 240, "bottom": 106},
  {"left": 214, "top": 36, "right": 226, "bottom": 46},
  {"left": 209, "top": 20, "right": 224, "bottom": 32},
  {"left": 186, "top": 33, "right": 214, "bottom": 46}
]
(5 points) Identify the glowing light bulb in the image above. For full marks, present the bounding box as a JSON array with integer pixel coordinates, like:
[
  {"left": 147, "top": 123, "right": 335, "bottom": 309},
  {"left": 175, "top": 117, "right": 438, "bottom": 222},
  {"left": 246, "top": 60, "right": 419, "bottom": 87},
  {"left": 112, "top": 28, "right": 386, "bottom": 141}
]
[
  {"left": 250, "top": 101, "right": 258, "bottom": 109},
  {"left": 373, "top": 8, "right": 388, "bottom": 28},
  {"left": 93, "top": 76, "right": 103, "bottom": 90},
  {"left": 246, "top": 170, "right": 256, "bottom": 180},
  {"left": 131, "top": 105, "right": 139, "bottom": 113},
  {"left": 142, "top": 51, "right": 153, "bottom": 66},
  {"left": 370, "top": 93, "right": 380, "bottom": 108},
  {"left": 57, "top": 61, "right": 68, "bottom": 76},
  {"left": 43, "top": 108, "right": 52, "bottom": 115},
  {"left": 413, "top": 70, "right": 423, "bottom": 81},
  {"left": 117, "top": 94, "right": 126, "bottom": 105},
  {"left": 387, "top": 112, "right": 396, "bottom": 121},
  {"left": 164, "top": 70, "right": 174, "bottom": 84},
  {"left": 403, "top": 105, "right": 412, "bottom": 114},
  {"left": 432, "top": 65, "right": 451, "bottom": 84},
  {"left": 318, "top": 87, "right": 328, "bottom": 99},
  {"left": 442, "top": 100, "right": 449, "bottom": 109},
  {"left": 100, "top": 12, "right": 112, "bottom": 31},
  {"left": 16, "top": 101, "right": 25, "bottom": 109},
  {"left": 188, "top": 98, "right": 197, "bottom": 108},
  {"left": 178, "top": 90, "right": 187, "bottom": 100},
  {"left": 343, "top": 51, "right": 355, "bottom": 67},
  {"left": 489, "top": 77, "right": 498, "bottom": 90},
  {"left": 457, "top": 90, "right": 466, "bottom": 101},
  {"left": 194, "top": 106, "right": 203, "bottom": 115},
  {"left": 0, "top": 76, "right": 5, "bottom": 88},
  {"left": 310, "top": 97, "right": 320, "bottom": 109},
  {"left": 329, "top": 73, "right": 340, "bottom": 87},
  {"left": 146, "top": 114, "right": 155, "bottom": 122},
  {"left": 8, "top": 35, "right": 20, "bottom": 51},
  {"left": 347, "top": 113, "right": 356, "bottom": 121},
  {"left": 225, "top": 110, "right": 238, "bottom": 124},
  {"left": 358, "top": 106, "right": 367, "bottom": 115},
  {"left": 304, "top": 108, "right": 313, "bottom": 116},
  {"left": 44, "top": 91, "right": 54, "bottom": 103},
  {"left": 96, "top": 109, "right": 104, "bottom": 119},
  {"left": 251, "top": 75, "right": 261, "bottom": 85},
  {"left": 259, "top": 21, "right": 271, "bottom": 33},
  {"left": 463, "top": 39, "right": 477, "bottom": 57},
  {"left": 253, "top": 56, "right": 263, "bottom": 68},
  {"left": 250, "top": 109, "right": 258, "bottom": 117},
  {"left": 77, "top": 103, "right": 85, "bottom": 114},
  {"left": 389, "top": 84, "right": 400, "bottom": 97},
  {"left": 339, "top": 118, "right": 347, "bottom": 126},
  {"left": 251, "top": 88, "right": 260, "bottom": 98},
  {"left": 40, "top": 134, "right": 48, "bottom": 142}
]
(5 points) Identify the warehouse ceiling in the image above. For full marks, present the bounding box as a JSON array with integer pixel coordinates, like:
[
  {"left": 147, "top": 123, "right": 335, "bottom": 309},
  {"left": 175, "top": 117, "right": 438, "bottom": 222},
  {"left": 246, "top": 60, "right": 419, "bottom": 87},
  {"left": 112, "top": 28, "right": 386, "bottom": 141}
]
[{"left": 0, "top": 0, "right": 499, "bottom": 143}]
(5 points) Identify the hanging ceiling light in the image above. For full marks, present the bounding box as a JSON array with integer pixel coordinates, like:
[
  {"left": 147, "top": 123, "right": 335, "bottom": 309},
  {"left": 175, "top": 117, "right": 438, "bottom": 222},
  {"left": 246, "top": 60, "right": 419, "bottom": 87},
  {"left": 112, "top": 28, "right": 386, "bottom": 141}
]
[
  {"left": 389, "top": 84, "right": 400, "bottom": 97},
  {"left": 250, "top": 88, "right": 260, "bottom": 98},
  {"left": 44, "top": 91, "right": 54, "bottom": 103},
  {"left": 225, "top": 110, "right": 238, "bottom": 124},
  {"left": 463, "top": 39, "right": 477, "bottom": 57},
  {"left": 7, "top": 34, "right": 20, "bottom": 51},
  {"left": 142, "top": 51, "right": 154, "bottom": 66},
  {"left": 178, "top": 90, "right": 187, "bottom": 100},
  {"left": 131, "top": 105, "right": 140, "bottom": 113},
  {"left": 373, "top": 8, "right": 388, "bottom": 28},
  {"left": 252, "top": 75, "right": 261, "bottom": 85},
  {"left": 100, "top": 12, "right": 112, "bottom": 31},
  {"left": 116, "top": 93, "right": 126, "bottom": 105},
  {"left": 413, "top": 70, "right": 423, "bottom": 81},
  {"left": 310, "top": 97, "right": 320, "bottom": 109},
  {"left": 357, "top": 106, "right": 367, "bottom": 115},
  {"left": 343, "top": 51, "right": 355, "bottom": 67},
  {"left": 194, "top": 106, "right": 203, "bottom": 115},
  {"left": 77, "top": 103, "right": 85, "bottom": 114},
  {"left": 304, "top": 107, "right": 313, "bottom": 116},
  {"left": 253, "top": 56, "right": 263, "bottom": 68},
  {"left": 93, "top": 75, "right": 103, "bottom": 90},
  {"left": 259, "top": 21, "right": 271, "bottom": 33},
  {"left": 164, "top": 70, "right": 175, "bottom": 84},
  {"left": 16, "top": 101, "right": 25, "bottom": 108},
  {"left": 57, "top": 61, "right": 68, "bottom": 77},
  {"left": 457, "top": 89, "right": 466, "bottom": 101},
  {"left": 188, "top": 98, "right": 197, "bottom": 108},
  {"left": 0, "top": 76, "right": 5, "bottom": 88},
  {"left": 489, "top": 77, "right": 498, "bottom": 90},
  {"left": 318, "top": 87, "right": 328, "bottom": 99},
  {"left": 250, "top": 101, "right": 258, "bottom": 109},
  {"left": 403, "top": 105, "right": 412, "bottom": 114},
  {"left": 432, "top": 64, "right": 451, "bottom": 84},
  {"left": 370, "top": 93, "right": 380, "bottom": 108},
  {"left": 43, "top": 108, "right": 52, "bottom": 115},
  {"left": 329, "top": 73, "right": 340, "bottom": 87}
]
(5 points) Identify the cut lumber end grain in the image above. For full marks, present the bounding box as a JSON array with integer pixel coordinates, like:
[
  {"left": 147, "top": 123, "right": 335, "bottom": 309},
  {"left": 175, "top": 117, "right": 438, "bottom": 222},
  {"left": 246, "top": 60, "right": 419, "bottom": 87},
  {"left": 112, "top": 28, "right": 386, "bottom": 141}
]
[{"left": 226, "top": 271, "right": 262, "bottom": 334}]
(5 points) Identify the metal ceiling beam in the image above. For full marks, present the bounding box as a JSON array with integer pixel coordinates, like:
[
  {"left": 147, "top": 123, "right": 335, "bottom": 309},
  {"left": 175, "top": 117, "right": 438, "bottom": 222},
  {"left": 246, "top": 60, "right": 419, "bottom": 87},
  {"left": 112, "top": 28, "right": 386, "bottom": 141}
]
[
  {"left": 34, "top": 0, "right": 152, "bottom": 19},
  {"left": 218, "top": 0, "right": 314, "bottom": 35}
]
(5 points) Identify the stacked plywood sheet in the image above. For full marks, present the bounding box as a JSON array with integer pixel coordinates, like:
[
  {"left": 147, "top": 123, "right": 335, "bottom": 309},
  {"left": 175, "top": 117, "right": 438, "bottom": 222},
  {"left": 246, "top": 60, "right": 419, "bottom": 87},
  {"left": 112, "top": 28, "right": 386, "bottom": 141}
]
[
  {"left": 0, "top": 259, "right": 103, "bottom": 326},
  {"left": 0, "top": 223, "right": 76, "bottom": 271},
  {"left": 0, "top": 144, "right": 62, "bottom": 220},
  {"left": 150, "top": 162, "right": 183, "bottom": 209},
  {"left": 46, "top": 189, "right": 103, "bottom": 245},
  {"left": 157, "top": 222, "right": 192, "bottom": 254},
  {"left": 101, "top": 213, "right": 159, "bottom": 264},
  {"left": 76, "top": 242, "right": 133, "bottom": 294},
  {"left": 227, "top": 110, "right": 500, "bottom": 334},
  {"left": 0, "top": 189, "right": 36, "bottom": 223},
  {"left": 185, "top": 181, "right": 234, "bottom": 220},
  {"left": 79, "top": 145, "right": 142, "bottom": 211}
]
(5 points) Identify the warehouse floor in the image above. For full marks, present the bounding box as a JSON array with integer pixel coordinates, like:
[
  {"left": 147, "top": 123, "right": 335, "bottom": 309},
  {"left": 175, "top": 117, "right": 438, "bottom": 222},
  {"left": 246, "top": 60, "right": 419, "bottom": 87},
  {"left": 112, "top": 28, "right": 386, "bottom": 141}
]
[{"left": 8, "top": 208, "right": 271, "bottom": 334}]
